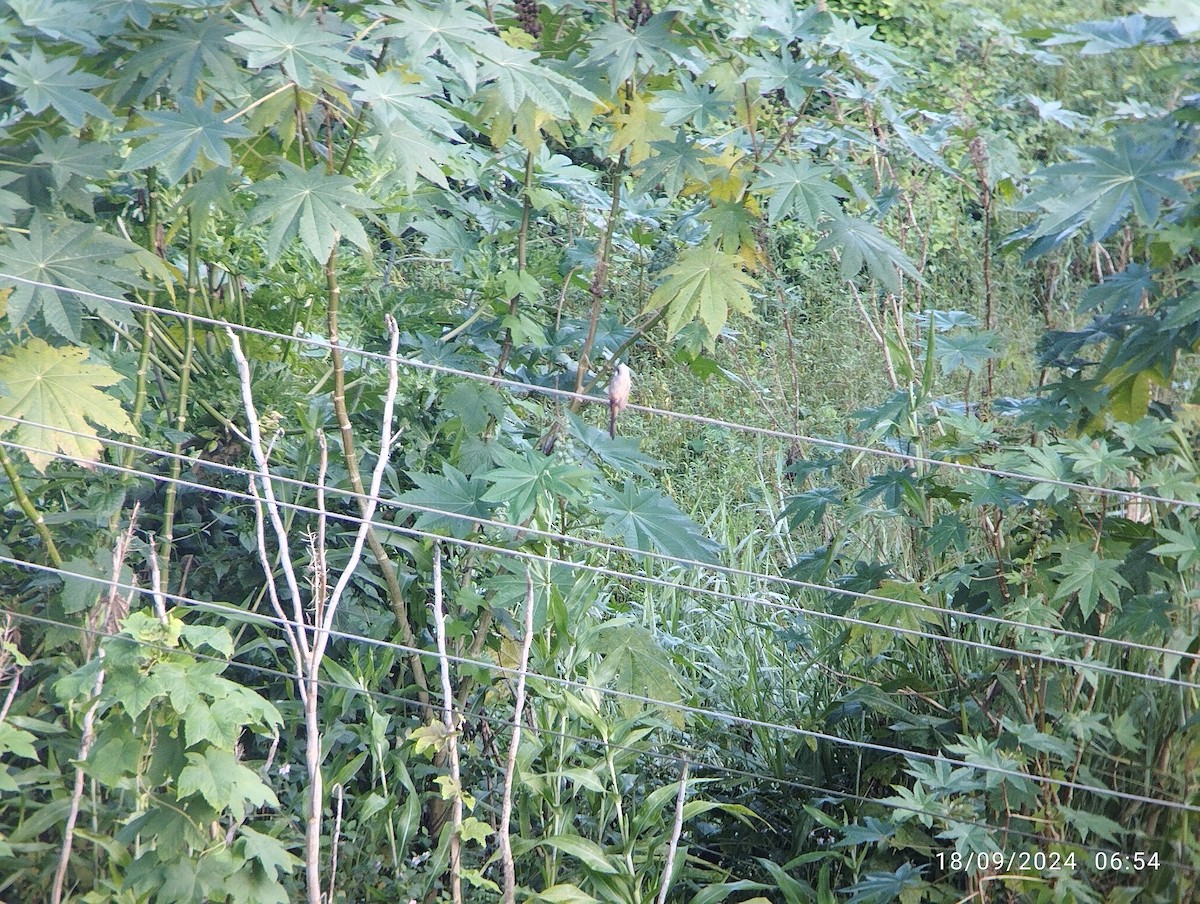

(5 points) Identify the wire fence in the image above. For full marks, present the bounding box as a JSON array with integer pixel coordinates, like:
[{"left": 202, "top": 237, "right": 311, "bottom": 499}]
[{"left": 2, "top": 271, "right": 1198, "bottom": 875}]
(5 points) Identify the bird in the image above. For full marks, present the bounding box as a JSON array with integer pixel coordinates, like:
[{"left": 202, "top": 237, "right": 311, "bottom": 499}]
[{"left": 608, "top": 362, "right": 631, "bottom": 439}]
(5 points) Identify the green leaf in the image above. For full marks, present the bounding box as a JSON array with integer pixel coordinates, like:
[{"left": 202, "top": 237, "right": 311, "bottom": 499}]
[
  {"left": 591, "top": 622, "right": 683, "bottom": 722},
  {"left": 0, "top": 339, "right": 135, "bottom": 473},
  {"left": 228, "top": 9, "right": 355, "bottom": 87},
  {"left": 635, "top": 131, "right": 710, "bottom": 199},
  {"left": 595, "top": 478, "right": 722, "bottom": 564},
  {"left": 781, "top": 486, "right": 842, "bottom": 528},
  {"left": 352, "top": 69, "right": 460, "bottom": 138},
  {"left": 478, "top": 43, "right": 596, "bottom": 117},
  {"left": 123, "top": 98, "right": 251, "bottom": 184},
  {"left": 645, "top": 245, "right": 758, "bottom": 339},
  {"left": 177, "top": 748, "right": 278, "bottom": 820},
  {"left": 565, "top": 412, "right": 662, "bottom": 478},
  {"left": 816, "top": 215, "right": 921, "bottom": 292},
  {"left": 397, "top": 464, "right": 496, "bottom": 539},
  {"left": 756, "top": 159, "right": 847, "bottom": 226},
  {"left": 1058, "top": 805, "right": 1125, "bottom": 844},
  {"left": 0, "top": 45, "right": 110, "bottom": 126},
  {"left": 651, "top": 79, "right": 732, "bottom": 128},
  {"left": 842, "top": 863, "right": 928, "bottom": 904},
  {"left": 121, "top": 18, "right": 241, "bottom": 97},
  {"left": 0, "top": 171, "right": 30, "bottom": 225},
  {"left": 1025, "top": 130, "right": 1189, "bottom": 242},
  {"left": 377, "top": 1, "right": 507, "bottom": 93},
  {"left": 511, "top": 834, "right": 617, "bottom": 874},
  {"left": 534, "top": 885, "right": 601, "bottom": 904},
  {"left": 935, "top": 330, "right": 998, "bottom": 375},
  {"left": 482, "top": 451, "right": 590, "bottom": 525},
  {"left": 236, "top": 825, "right": 298, "bottom": 879},
  {"left": 1150, "top": 523, "right": 1200, "bottom": 569},
  {"left": 585, "top": 13, "right": 682, "bottom": 84},
  {"left": 0, "top": 721, "right": 37, "bottom": 761},
  {"left": 0, "top": 214, "right": 145, "bottom": 342},
  {"left": 742, "top": 49, "right": 827, "bottom": 105},
  {"left": 249, "top": 163, "right": 380, "bottom": 263},
  {"left": 700, "top": 200, "right": 758, "bottom": 255},
  {"left": 1051, "top": 544, "right": 1131, "bottom": 618}
]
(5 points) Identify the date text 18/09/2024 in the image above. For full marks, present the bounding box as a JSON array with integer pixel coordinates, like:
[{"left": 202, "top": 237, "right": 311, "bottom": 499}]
[{"left": 936, "top": 850, "right": 1161, "bottom": 875}]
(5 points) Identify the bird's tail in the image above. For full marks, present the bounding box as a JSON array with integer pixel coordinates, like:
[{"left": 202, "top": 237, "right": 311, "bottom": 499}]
[{"left": 609, "top": 401, "right": 618, "bottom": 439}]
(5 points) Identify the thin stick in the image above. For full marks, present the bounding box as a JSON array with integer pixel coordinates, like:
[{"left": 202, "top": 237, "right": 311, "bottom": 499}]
[
  {"left": 500, "top": 568, "right": 537, "bottom": 904},
  {"left": 50, "top": 652, "right": 105, "bottom": 904},
  {"left": 431, "top": 542, "right": 463, "bottom": 904},
  {"left": 656, "top": 761, "right": 690, "bottom": 904}
]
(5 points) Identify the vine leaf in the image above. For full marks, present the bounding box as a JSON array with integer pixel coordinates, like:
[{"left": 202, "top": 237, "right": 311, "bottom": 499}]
[
  {"left": 228, "top": 9, "right": 355, "bottom": 87},
  {"left": 123, "top": 98, "right": 251, "bottom": 184},
  {"left": 0, "top": 214, "right": 145, "bottom": 342},
  {"left": 0, "top": 45, "right": 110, "bottom": 126},
  {"left": 249, "top": 163, "right": 380, "bottom": 263},
  {"left": 0, "top": 338, "right": 135, "bottom": 473},
  {"left": 645, "top": 245, "right": 757, "bottom": 339}
]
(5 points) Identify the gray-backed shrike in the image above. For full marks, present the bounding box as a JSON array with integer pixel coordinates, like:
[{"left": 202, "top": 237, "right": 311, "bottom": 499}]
[{"left": 608, "top": 362, "right": 631, "bottom": 438}]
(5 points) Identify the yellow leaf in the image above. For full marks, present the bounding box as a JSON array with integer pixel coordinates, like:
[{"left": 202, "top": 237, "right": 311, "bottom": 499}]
[
  {"left": 0, "top": 338, "right": 135, "bottom": 473},
  {"left": 607, "top": 95, "right": 671, "bottom": 165}
]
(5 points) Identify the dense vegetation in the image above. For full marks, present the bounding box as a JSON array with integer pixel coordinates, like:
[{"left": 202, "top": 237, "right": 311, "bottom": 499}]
[{"left": 1, "top": 1, "right": 1198, "bottom": 902}]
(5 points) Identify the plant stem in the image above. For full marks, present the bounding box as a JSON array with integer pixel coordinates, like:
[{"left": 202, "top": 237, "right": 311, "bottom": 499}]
[
  {"left": 157, "top": 218, "right": 199, "bottom": 589},
  {"left": 324, "top": 247, "right": 431, "bottom": 709},
  {"left": 0, "top": 445, "right": 62, "bottom": 566}
]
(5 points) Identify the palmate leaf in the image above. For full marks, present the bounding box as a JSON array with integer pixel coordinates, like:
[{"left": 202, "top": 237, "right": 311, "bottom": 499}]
[
  {"left": 700, "top": 200, "right": 758, "bottom": 256},
  {"left": 755, "top": 158, "right": 846, "bottom": 226},
  {"left": 650, "top": 79, "right": 732, "bottom": 128},
  {"left": 123, "top": 98, "right": 251, "bottom": 184},
  {"left": 596, "top": 478, "right": 721, "bottom": 564},
  {"left": 396, "top": 464, "right": 495, "bottom": 539},
  {"left": 482, "top": 450, "right": 591, "bottom": 526},
  {"left": 635, "top": 131, "right": 709, "bottom": 199},
  {"left": 591, "top": 622, "right": 683, "bottom": 723},
  {"left": 177, "top": 748, "right": 278, "bottom": 821},
  {"left": 607, "top": 93, "right": 672, "bottom": 165},
  {"left": 352, "top": 69, "right": 461, "bottom": 140},
  {"left": 0, "top": 214, "right": 145, "bottom": 342},
  {"left": 0, "top": 338, "right": 135, "bottom": 473},
  {"left": 0, "top": 172, "right": 30, "bottom": 225},
  {"left": 1051, "top": 543, "right": 1131, "bottom": 619},
  {"left": 478, "top": 44, "right": 597, "bottom": 117},
  {"left": 249, "top": 163, "right": 380, "bottom": 263},
  {"left": 816, "top": 215, "right": 920, "bottom": 292},
  {"left": 585, "top": 12, "right": 682, "bottom": 85},
  {"left": 7, "top": 0, "right": 105, "bottom": 52},
  {"left": 228, "top": 9, "right": 355, "bottom": 88},
  {"left": 34, "top": 133, "right": 116, "bottom": 187},
  {"left": 1025, "top": 131, "right": 1189, "bottom": 243},
  {"left": 375, "top": 1, "right": 507, "bottom": 93},
  {"left": 0, "top": 44, "right": 110, "bottom": 126},
  {"left": 120, "top": 18, "right": 240, "bottom": 99},
  {"left": 645, "top": 245, "right": 758, "bottom": 340},
  {"left": 742, "top": 49, "right": 827, "bottom": 105}
]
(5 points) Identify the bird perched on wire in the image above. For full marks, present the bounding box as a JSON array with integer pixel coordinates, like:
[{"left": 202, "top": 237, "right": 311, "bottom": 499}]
[{"left": 608, "top": 362, "right": 632, "bottom": 439}]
